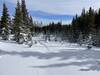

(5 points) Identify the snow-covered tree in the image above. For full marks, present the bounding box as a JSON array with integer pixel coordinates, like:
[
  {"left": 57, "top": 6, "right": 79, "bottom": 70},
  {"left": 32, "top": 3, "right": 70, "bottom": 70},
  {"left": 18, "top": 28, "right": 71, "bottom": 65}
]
[
  {"left": 29, "top": 16, "right": 35, "bottom": 36},
  {"left": 84, "top": 34, "right": 93, "bottom": 49},
  {"left": 21, "top": 0, "right": 33, "bottom": 46},
  {"left": 13, "top": 0, "right": 33, "bottom": 46},
  {"left": 77, "top": 32, "right": 84, "bottom": 46},
  {"left": 1, "top": 3, "right": 10, "bottom": 40},
  {"left": 13, "top": 1, "right": 23, "bottom": 43}
]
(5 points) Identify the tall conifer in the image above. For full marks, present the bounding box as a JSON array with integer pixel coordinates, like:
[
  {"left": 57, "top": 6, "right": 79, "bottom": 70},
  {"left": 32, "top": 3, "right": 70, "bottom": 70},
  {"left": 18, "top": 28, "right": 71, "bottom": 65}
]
[{"left": 1, "top": 3, "right": 10, "bottom": 40}]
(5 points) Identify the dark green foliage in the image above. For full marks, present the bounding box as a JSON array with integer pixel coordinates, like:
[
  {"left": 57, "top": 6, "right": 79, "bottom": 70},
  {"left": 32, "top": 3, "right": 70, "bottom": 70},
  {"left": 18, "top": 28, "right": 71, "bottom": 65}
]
[
  {"left": 42, "top": 22, "right": 62, "bottom": 35},
  {"left": 1, "top": 3, "right": 10, "bottom": 40},
  {"left": 13, "top": 1, "right": 23, "bottom": 43},
  {"left": 41, "top": 7, "right": 100, "bottom": 46},
  {"left": 21, "top": 0, "right": 31, "bottom": 28},
  {"left": 13, "top": 0, "right": 34, "bottom": 44},
  {"left": 71, "top": 7, "right": 100, "bottom": 46}
]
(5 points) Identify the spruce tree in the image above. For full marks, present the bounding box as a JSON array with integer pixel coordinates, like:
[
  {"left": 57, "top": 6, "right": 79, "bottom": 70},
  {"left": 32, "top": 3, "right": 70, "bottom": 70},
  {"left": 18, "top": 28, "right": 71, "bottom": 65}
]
[
  {"left": 1, "top": 3, "right": 10, "bottom": 40},
  {"left": 21, "top": 0, "right": 34, "bottom": 31},
  {"left": 21, "top": 0, "right": 30, "bottom": 32},
  {"left": 0, "top": 19, "right": 1, "bottom": 34},
  {"left": 21, "top": 0, "right": 29, "bottom": 27},
  {"left": 88, "top": 7, "right": 95, "bottom": 34},
  {"left": 13, "top": 1, "right": 23, "bottom": 43},
  {"left": 29, "top": 16, "right": 34, "bottom": 36},
  {"left": 21, "top": 0, "right": 33, "bottom": 46}
]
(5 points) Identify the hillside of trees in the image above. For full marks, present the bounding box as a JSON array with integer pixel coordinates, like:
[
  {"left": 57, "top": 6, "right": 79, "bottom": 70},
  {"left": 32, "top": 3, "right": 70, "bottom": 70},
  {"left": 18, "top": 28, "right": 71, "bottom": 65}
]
[
  {"left": 42, "top": 8, "right": 100, "bottom": 47},
  {"left": 0, "top": 0, "right": 100, "bottom": 47}
]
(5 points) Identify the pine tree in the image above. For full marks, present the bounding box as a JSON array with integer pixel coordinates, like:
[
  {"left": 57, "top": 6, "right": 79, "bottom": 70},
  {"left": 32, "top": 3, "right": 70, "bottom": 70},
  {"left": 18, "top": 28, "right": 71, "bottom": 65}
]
[
  {"left": 21, "top": 0, "right": 33, "bottom": 46},
  {"left": 21, "top": 0, "right": 33, "bottom": 30},
  {"left": 0, "top": 19, "right": 1, "bottom": 34},
  {"left": 21, "top": 0, "right": 29, "bottom": 27},
  {"left": 13, "top": 0, "right": 23, "bottom": 43},
  {"left": 88, "top": 7, "right": 95, "bottom": 34},
  {"left": 72, "top": 15, "right": 80, "bottom": 42},
  {"left": 29, "top": 16, "right": 34, "bottom": 36},
  {"left": 1, "top": 3, "right": 10, "bottom": 40}
]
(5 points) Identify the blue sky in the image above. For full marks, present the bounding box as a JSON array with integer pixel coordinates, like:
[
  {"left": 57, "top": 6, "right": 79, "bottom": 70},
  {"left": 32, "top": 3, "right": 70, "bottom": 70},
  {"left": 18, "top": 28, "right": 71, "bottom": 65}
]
[{"left": 0, "top": 0, "right": 100, "bottom": 24}]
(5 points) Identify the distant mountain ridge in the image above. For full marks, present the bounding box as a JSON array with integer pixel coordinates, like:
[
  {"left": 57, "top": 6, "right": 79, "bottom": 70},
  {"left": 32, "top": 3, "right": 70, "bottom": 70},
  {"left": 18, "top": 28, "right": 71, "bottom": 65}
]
[
  {"left": 0, "top": 2, "right": 74, "bottom": 24},
  {"left": 30, "top": 10, "right": 73, "bottom": 20}
]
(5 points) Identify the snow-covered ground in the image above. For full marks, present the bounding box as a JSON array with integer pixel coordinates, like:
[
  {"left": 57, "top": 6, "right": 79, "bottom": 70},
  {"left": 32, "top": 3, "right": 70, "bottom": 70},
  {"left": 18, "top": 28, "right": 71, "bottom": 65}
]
[{"left": 0, "top": 36, "right": 100, "bottom": 75}]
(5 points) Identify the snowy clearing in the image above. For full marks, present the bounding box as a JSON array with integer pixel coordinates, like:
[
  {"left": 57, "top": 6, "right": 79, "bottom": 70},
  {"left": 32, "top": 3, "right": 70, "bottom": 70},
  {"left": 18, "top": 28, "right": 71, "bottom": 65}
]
[{"left": 0, "top": 39, "right": 100, "bottom": 75}]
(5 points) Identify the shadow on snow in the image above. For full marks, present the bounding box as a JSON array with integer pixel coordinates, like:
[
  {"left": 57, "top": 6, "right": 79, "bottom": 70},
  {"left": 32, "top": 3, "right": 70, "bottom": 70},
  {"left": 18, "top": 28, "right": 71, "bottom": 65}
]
[{"left": 0, "top": 49, "right": 100, "bottom": 71}]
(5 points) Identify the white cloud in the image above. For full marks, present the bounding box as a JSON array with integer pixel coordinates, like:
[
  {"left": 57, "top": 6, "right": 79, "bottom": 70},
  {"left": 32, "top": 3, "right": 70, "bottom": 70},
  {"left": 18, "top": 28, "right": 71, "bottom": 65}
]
[{"left": 3, "top": 0, "right": 100, "bottom": 15}]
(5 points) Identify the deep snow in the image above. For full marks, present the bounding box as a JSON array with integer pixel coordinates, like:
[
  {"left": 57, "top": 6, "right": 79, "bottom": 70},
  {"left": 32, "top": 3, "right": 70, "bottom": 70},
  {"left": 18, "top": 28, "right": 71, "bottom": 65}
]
[{"left": 0, "top": 37, "right": 100, "bottom": 75}]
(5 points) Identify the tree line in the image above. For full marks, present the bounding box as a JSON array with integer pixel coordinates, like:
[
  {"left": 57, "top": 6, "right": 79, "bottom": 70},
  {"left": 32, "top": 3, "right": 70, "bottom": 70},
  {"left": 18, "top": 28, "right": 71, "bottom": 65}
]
[
  {"left": 71, "top": 7, "right": 100, "bottom": 46},
  {"left": 0, "top": 0, "right": 100, "bottom": 47},
  {"left": 42, "top": 7, "right": 100, "bottom": 47}
]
